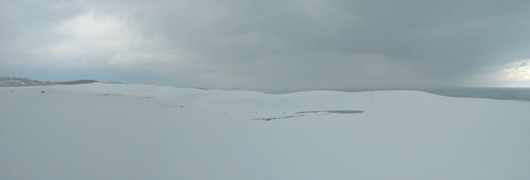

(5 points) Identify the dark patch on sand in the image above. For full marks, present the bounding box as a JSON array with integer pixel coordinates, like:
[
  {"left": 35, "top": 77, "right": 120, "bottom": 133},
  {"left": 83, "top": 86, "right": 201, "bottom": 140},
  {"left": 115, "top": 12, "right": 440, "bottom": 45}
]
[
  {"left": 254, "top": 110, "right": 364, "bottom": 121},
  {"left": 297, "top": 110, "right": 364, "bottom": 114},
  {"left": 100, "top": 93, "right": 122, "bottom": 96},
  {"left": 253, "top": 115, "right": 306, "bottom": 121}
]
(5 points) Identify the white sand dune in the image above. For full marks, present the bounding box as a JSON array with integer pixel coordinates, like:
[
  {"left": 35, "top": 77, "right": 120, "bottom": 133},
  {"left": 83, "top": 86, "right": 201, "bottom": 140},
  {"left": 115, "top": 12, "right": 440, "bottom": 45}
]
[{"left": 1, "top": 83, "right": 530, "bottom": 179}]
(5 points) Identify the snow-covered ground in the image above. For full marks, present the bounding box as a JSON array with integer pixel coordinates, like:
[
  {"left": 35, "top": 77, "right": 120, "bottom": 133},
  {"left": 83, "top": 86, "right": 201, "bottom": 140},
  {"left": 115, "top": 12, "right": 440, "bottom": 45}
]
[{"left": 1, "top": 83, "right": 529, "bottom": 179}]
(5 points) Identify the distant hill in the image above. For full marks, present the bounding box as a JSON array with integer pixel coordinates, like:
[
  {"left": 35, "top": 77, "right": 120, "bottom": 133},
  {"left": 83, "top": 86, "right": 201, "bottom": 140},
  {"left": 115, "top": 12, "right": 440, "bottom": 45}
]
[
  {"left": 0, "top": 76, "right": 109, "bottom": 87},
  {"left": 0, "top": 77, "right": 56, "bottom": 87}
]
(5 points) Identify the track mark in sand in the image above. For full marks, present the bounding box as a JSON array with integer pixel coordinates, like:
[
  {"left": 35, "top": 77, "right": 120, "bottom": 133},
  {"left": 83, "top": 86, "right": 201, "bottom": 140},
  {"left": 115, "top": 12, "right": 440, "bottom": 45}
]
[
  {"left": 253, "top": 110, "right": 364, "bottom": 121},
  {"left": 99, "top": 93, "right": 122, "bottom": 96},
  {"left": 156, "top": 101, "right": 184, "bottom": 108},
  {"left": 253, "top": 115, "right": 306, "bottom": 121},
  {"left": 99, "top": 93, "right": 184, "bottom": 108},
  {"left": 296, "top": 110, "right": 364, "bottom": 115}
]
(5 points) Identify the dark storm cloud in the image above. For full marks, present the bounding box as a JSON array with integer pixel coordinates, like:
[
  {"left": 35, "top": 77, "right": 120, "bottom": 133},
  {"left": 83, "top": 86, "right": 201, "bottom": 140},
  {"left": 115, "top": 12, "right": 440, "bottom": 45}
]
[
  {"left": 1, "top": 0, "right": 530, "bottom": 89},
  {"left": 146, "top": 0, "right": 530, "bottom": 86}
]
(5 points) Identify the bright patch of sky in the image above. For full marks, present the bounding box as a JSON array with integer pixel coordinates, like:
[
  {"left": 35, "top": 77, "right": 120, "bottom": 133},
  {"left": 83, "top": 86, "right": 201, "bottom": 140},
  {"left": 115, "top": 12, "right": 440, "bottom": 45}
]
[
  {"left": 28, "top": 11, "right": 182, "bottom": 68},
  {"left": 496, "top": 60, "right": 530, "bottom": 87}
]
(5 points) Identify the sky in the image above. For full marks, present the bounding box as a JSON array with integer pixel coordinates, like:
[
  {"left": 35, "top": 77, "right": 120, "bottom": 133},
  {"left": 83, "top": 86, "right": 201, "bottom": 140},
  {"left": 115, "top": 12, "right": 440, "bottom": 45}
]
[{"left": 1, "top": 0, "right": 530, "bottom": 90}]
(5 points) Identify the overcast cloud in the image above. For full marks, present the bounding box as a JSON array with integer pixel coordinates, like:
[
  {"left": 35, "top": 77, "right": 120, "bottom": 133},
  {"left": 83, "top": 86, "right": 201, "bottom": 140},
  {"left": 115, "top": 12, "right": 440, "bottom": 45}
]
[{"left": 1, "top": 0, "right": 530, "bottom": 90}]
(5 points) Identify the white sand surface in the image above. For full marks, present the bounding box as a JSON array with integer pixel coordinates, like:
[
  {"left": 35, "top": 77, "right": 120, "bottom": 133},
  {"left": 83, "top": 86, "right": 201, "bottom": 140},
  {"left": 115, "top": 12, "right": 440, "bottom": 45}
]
[{"left": 1, "top": 83, "right": 530, "bottom": 179}]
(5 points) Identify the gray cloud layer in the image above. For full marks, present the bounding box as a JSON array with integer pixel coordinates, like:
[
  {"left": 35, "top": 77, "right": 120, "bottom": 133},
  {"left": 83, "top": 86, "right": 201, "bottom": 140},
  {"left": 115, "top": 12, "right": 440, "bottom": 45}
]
[{"left": 1, "top": 0, "right": 530, "bottom": 89}]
